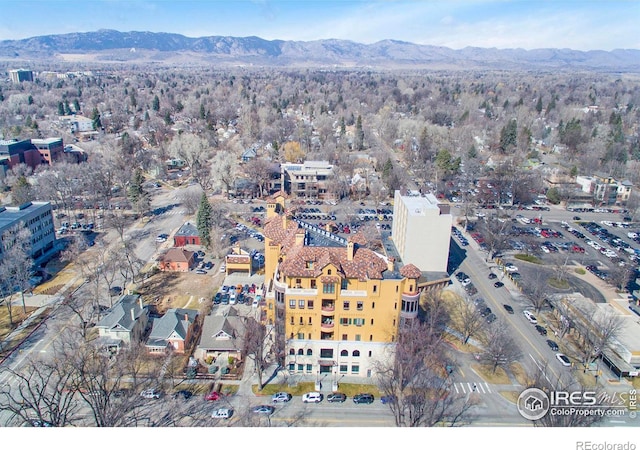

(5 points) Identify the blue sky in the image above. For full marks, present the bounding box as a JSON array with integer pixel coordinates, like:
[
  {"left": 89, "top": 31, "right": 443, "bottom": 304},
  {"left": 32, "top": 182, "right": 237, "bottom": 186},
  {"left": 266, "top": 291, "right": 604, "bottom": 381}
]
[{"left": 0, "top": 0, "right": 637, "bottom": 50}]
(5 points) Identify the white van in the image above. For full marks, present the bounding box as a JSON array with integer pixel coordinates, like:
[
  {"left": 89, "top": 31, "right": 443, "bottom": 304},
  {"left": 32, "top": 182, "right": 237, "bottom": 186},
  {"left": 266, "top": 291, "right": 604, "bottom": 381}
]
[
  {"left": 229, "top": 292, "right": 237, "bottom": 304},
  {"left": 212, "top": 408, "right": 233, "bottom": 419}
]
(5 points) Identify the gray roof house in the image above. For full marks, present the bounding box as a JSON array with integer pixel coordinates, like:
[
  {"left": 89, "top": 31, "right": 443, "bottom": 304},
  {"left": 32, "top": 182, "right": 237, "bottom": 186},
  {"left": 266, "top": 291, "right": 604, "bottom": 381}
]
[
  {"left": 194, "top": 307, "right": 246, "bottom": 362},
  {"left": 145, "top": 308, "right": 199, "bottom": 354},
  {"left": 95, "top": 294, "right": 149, "bottom": 352}
]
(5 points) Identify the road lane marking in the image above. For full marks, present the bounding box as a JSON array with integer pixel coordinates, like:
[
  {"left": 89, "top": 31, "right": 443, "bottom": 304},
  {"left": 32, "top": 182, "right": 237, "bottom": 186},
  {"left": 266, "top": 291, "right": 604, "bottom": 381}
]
[{"left": 484, "top": 383, "right": 492, "bottom": 393}]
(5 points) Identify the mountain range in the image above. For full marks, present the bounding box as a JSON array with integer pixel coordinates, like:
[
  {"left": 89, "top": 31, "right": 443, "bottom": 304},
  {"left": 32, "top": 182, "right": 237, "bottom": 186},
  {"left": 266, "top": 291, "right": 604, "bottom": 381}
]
[{"left": 0, "top": 29, "right": 638, "bottom": 71}]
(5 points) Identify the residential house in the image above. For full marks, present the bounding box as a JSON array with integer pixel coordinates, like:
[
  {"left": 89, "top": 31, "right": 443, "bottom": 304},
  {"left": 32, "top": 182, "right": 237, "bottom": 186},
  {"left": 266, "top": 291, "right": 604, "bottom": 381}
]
[
  {"left": 95, "top": 294, "right": 149, "bottom": 353},
  {"left": 241, "top": 147, "right": 257, "bottom": 163},
  {"left": 159, "top": 247, "right": 195, "bottom": 272},
  {"left": 225, "top": 244, "right": 253, "bottom": 276},
  {"left": 173, "top": 222, "right": 200, "bottom": 247},
  {"left": 145, "top": 308, "right": 199, "bottom": 354},
  {"left": 194, "top": 307, "right": 246, "bottom": 363}
]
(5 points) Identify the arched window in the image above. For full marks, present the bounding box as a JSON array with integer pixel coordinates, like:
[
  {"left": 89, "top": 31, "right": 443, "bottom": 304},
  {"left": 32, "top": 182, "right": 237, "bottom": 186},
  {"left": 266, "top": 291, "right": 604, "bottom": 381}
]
[
  {"left": 289, "top": 349, "right": 295, "bottom": 355},
  {"left": 352, "top": 350, "right": 360, "bottom": 357},
  {"left": 340, "top": 349, "right": 348, "bottom": 357},
  {"left": 306, "top": 349, "right": 313, "bottom": 356},
  {"left": 297, "top": 348, "right": 304, "bottom": 355}
]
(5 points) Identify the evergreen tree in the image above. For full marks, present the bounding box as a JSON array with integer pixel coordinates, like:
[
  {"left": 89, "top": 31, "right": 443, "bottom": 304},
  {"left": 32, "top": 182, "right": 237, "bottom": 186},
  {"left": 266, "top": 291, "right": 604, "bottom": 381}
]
[
  {"left": 199, "top": 103, "right": 206, "bottom": 120},
  {"left": 127, "top": 169, "right": 148, "bottom": 215},
  {"left": 57, "top": 101, "right": 65, "bottom": 116},
  {"left": 152, "top": 95, "right": 160, "bottom": 111},
  {"left": 91, "top": 107, "right": 102, "bottom": 130},
  {"left": 499, "top": 118, "right": 518, "bottom": 152},
  {"left": 536, "top": 96, "right": 543, "bottom": 114},
  {"left": 73, "top": 98, "right": 80, "bottom": 113},
  {"left": 196, "top": 193, "right": 213, "bottom": 248},
  {"left": 355, "top": 115, "right": 364, "bottom": 150},
  {"left": 27, "top": 95, "right": 33, "bottom": 105},
  {"left": 64, "top": 100, "right": 72, "bottom": 116}
]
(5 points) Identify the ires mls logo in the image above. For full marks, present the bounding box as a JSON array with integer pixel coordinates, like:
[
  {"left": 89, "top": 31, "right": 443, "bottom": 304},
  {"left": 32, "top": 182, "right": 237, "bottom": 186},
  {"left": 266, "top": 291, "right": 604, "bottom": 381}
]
[{"left": 517, "top": 388, "right": 550, "bottom": 420}]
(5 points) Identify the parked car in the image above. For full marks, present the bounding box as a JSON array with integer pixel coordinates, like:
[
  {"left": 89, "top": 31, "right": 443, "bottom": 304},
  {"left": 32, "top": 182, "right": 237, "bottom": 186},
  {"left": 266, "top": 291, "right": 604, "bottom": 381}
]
[
  {"left": 546, "top": 340, "right": 559, "bottom": 351},
  {"left": 302, "top": 392, "right": 323, "bottom": 403},
  {"left": 327, "top": 393, "right": 347, "bottom": 403},
  {"left": 205, "top": 391, "right": 221, "bottom": 401},
  {"left": 503, "top": 304, "right": 514, "bottom": 314},
  {"left": 272, "top": 392, "right": 292, "bottom": 403},
  {"left": 195, "top": 269, "right": 207, "bottom": 274},
  {"left": 140, "top": 388, "right": 161, "bottom": 399},
  {"left": 485, "top": 313, "right": 497, "bottom": 323},
  {"left": 535, "top": 325, "right": 548, "bottom": 336},
  {"left": 353, "top": 393, "right": 375, "bottom": 404},
  {"left": 488, "top": 273, "right": 497, "bottom": 280},
  {"left": 252, "top": 405, "right": 275, "bottom": 415},
  {"left": 211, "top": 408, "right": 233, "bottom": 419},
  {"left": 172, "top": 390, "right": 193, "bottom": 400},
  {"left": 494, "top": 281, "right": 505, "bottom": 288},
  {"left": 523, "top": 310, "right": 538, "bottom": 324},
  {"left": 556, "top": 353, "right": 571, "bottom": 367}
]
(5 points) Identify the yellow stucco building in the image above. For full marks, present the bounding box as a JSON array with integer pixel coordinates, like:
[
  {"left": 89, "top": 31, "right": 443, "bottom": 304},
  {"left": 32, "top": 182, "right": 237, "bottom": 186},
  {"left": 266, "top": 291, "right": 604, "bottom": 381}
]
[{"left": 263, "top": 193, "right": 424, "bottom": 380}]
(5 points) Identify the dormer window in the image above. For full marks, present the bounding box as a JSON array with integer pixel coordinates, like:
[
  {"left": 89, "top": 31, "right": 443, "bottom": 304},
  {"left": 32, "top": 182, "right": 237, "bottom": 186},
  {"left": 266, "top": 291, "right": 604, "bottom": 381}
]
[{"left": 306, "top": 261, "right": 314, "bottom": 269}]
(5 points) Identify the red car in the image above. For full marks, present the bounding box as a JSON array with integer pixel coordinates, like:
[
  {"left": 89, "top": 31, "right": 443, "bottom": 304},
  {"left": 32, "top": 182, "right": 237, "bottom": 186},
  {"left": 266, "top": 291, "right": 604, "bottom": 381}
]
[{"left": 205, "top": 391, "right": 221, "bottom": 401}]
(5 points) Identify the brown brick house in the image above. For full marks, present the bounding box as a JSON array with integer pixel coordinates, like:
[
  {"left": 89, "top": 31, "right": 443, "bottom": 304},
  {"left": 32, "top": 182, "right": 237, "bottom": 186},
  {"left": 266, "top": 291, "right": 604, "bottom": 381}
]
[{"left": 159, "top": 248, "right": 195, "bottom": 272}]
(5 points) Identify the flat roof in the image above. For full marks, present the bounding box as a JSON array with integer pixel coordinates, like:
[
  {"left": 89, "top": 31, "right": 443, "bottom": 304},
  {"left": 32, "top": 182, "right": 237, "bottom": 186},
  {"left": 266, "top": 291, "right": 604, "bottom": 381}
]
[
  {"left": 0, "top": 202, "right": 51, "bottom": 231},
  {"left": 396, "top": 190, "right": 441, "bottom": 215}
]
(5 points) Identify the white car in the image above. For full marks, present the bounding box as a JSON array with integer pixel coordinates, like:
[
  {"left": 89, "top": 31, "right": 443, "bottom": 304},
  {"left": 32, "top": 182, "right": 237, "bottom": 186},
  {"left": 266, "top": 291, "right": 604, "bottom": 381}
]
[
  {"left": 302, "top": 392, "right": 323, "bottom": 403},
  {"left": 523, "top": 310, "right": 538, "bottom": 325},
  {"left": 140, "top": 388, "right": 161, "bottom": 399},
  {"left": 252, "top": 298, "right": 260, "bottom": 308},
  {"left": 211, "top": 408, "right": 233, "bottom": 419},
  {"left": 556, "top": 353, "right": 571, "bottom": 367},
  {"left": 504, "top": 264, "right": 518, "bottom": 272},
  {"left": 219, "top": 264, "right": 226, "bottom": 273}
]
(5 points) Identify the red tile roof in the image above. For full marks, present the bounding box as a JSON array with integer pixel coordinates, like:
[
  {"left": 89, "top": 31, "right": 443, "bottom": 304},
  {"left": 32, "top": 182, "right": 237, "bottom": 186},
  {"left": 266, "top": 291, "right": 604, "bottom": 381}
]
[
  {"left": 162, "top": 248, "right": 194, "bottom": 263},
  {"left": 400, "top": 263, "right": 422, "bottom": 279}
]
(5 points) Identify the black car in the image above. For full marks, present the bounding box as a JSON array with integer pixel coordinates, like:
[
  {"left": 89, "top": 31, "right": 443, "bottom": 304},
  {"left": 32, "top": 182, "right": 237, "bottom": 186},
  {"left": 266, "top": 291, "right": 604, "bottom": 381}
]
[
  {"left": 485, "top": 313, "right": 497, "bottom": 323},
  {"left": 488, "top": 273, "right": 497, "bottom": 280},
  {"left": 172, "top": 390, "right": 193, "bottom": 400},
  {"left": 480, "top": 307, "right": 492, "bottom": 317},
  {"left": 494, "top": 281, "right": 505, "bottom": 288},
  {"left": 503, "top": 304, "right": 514, "bottom": 314},
  {"left": 327, "top": 393, "right": 347, "bottom": 403},
  {"left": 214, "top": 293, "right": 222, "bottom": 304},
  {"left": 546, "top": 339, "right": 559, "bottom": 351},
  {"left": 535, "top": 325, "right": 548, "bottom": 336},
  {"left": 353, "top": 393, "right": 375, "bottom": 404}
]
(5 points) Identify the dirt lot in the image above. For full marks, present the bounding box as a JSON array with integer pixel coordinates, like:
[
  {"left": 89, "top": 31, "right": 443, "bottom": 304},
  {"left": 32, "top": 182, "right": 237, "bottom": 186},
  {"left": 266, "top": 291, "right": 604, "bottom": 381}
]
[{"left": 137, "top": 270, "right": 222, "bottom": 314}]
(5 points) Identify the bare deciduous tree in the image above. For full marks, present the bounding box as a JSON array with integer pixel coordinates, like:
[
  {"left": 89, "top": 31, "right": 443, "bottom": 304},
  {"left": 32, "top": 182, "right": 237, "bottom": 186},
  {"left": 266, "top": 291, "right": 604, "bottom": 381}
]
[{"left": 479, "top": 319, "right": 522, "bottom": 373}]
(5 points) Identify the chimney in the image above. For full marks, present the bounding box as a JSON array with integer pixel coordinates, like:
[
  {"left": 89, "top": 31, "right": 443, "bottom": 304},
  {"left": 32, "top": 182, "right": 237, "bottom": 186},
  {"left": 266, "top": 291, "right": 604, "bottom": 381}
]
[
  {"left": 347, "top": 241, "right": 354, "bottom": 261},
  {"left": 387, "top": 257, "right": 395, "bottom": 272},
  {"left": 295, "top": 230, "right": 305, "bottom": 246},
  {"left": 139, "top": 296, "right": 143, "bottom": 309},
  {"left": 130, "top": 307, "right": 135, "bottom": 321},
  {"left": 282, "top": 213, "right": 287, "bottom": 230},
  {"left": 184, "top": 313, "right": 189, "bottom": 321}
]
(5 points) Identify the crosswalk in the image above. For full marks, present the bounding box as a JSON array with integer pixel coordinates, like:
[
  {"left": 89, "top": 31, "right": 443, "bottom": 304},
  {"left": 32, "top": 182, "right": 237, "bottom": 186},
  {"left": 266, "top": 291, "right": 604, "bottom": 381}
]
[{"left": 453, "top": 381, "right": 492, "bottom": 394}]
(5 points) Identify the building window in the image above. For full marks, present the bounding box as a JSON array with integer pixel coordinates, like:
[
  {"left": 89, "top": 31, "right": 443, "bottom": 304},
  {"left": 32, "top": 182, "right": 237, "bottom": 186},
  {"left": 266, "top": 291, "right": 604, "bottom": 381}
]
[
  {"left": 341, "top": 279, "right": 348, "bottom": 290},
  {"left": 340, "top": 349, "right": 348, "bottom": 357},
  {"left": 340, "top": 318, "right": 349, "bottom": 325},
  {"left": 396, "top": 286, "right": 399, "bottom": 292},
  {"left": 298, "top": 364, "right": 304, "bottom": 372},
  {"left": 343, "top": 301, "right": 350, "bottom": 310},
  {"left": 352, "top": 350, "right": 360, "bottom": 357},
  {"left": 351, "top": 365, "right": 360, "bottom": 374},
  {"left": 368, "top": 351, "right": 372, "bottom": 357},
  {"left": 370, "top": 335, "right": 373, "bottom": 341},
  {"left": 297, "top": 333, "right": 304, "bottom": 339},
  {"left": 299, "top": 317, "right": 304, "bottom": 325},
  {"left": 323, "top": 283, "right": 335, "bottom": 294},
  {"left": 308, "top": 317, "right": 312, "bottom": 325},
  {"left": 307, "top": 300, "right": 314, "bottom": 309},
  {"left": 320, "top": 349, "right": 333, "bottom": 358},
  {"left": 357, "top": 301, "right": 364, "bottom": 311},
  {"left": 310, "top": 279, "right": 316, "bottom": 289},
  {"left": 290, "top": 316, "right": 294, "bottom": 325},
  {"left": 289, "top": 349, "right": 295, "bottom": 355},
  {"left": 306, "top": 364, "right": 313, "bottom": 373},
  {"left": 289, "top": 299, "right": 296, "bottom": 308},
  {"left": 340, "top": 365, "right": 348, "bottom": 374},
  {"left": 342, "top": 334, "right": 348, "bottom": 340},
  {"left": 328, "top": 269, "right": 332, "bottom": 275},
  {"left": 370, "top": 318, "right": 374, "bottom": 325},
  {"left": 355, "top": 334, "right": 361, "bottom": 341},
  {"left": 372, "top": 302, "right": 375, "bottom": 309},
  {"left": 297, "top": 348, "right": 304, "bottom": 356},
  {"left": 296, "top": 278, "right": 302, "bottom": 286},
  {"left": 354, "top": 318, "right": 364, "bottom": 326},
  {"left": 409, "top": 285, "right": 414, "bottom": 292},
  {"left": 299, "top": 300, "right": 305, "bottom": 309},
  {"left": 307, "top": 349, "right": 313, "bottom": 356},
  {"left": 288, "top": 363, "right": 295, "bottom": 371},
  {"left": 306, "top": 261, "right": 314, "bottom": 269}
]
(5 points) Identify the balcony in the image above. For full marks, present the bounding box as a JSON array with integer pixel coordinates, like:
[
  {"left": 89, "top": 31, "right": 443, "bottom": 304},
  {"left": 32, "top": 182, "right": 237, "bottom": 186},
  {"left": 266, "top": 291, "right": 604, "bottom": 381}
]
[
  {"left": 321, "top": 302, "right": 335, "bottom": 312},
  {"left": 320, "top": 332, "right": 334, "bottom": 340},
  {"left": 321, "top": 320, "right": 335, "bottom": 330}
]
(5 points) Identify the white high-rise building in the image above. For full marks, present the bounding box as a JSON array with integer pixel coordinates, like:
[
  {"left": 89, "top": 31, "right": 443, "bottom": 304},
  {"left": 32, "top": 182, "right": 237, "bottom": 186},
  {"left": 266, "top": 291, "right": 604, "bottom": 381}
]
[{"left": 391, "top": 190, "right": 452, "bottom": 273}]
